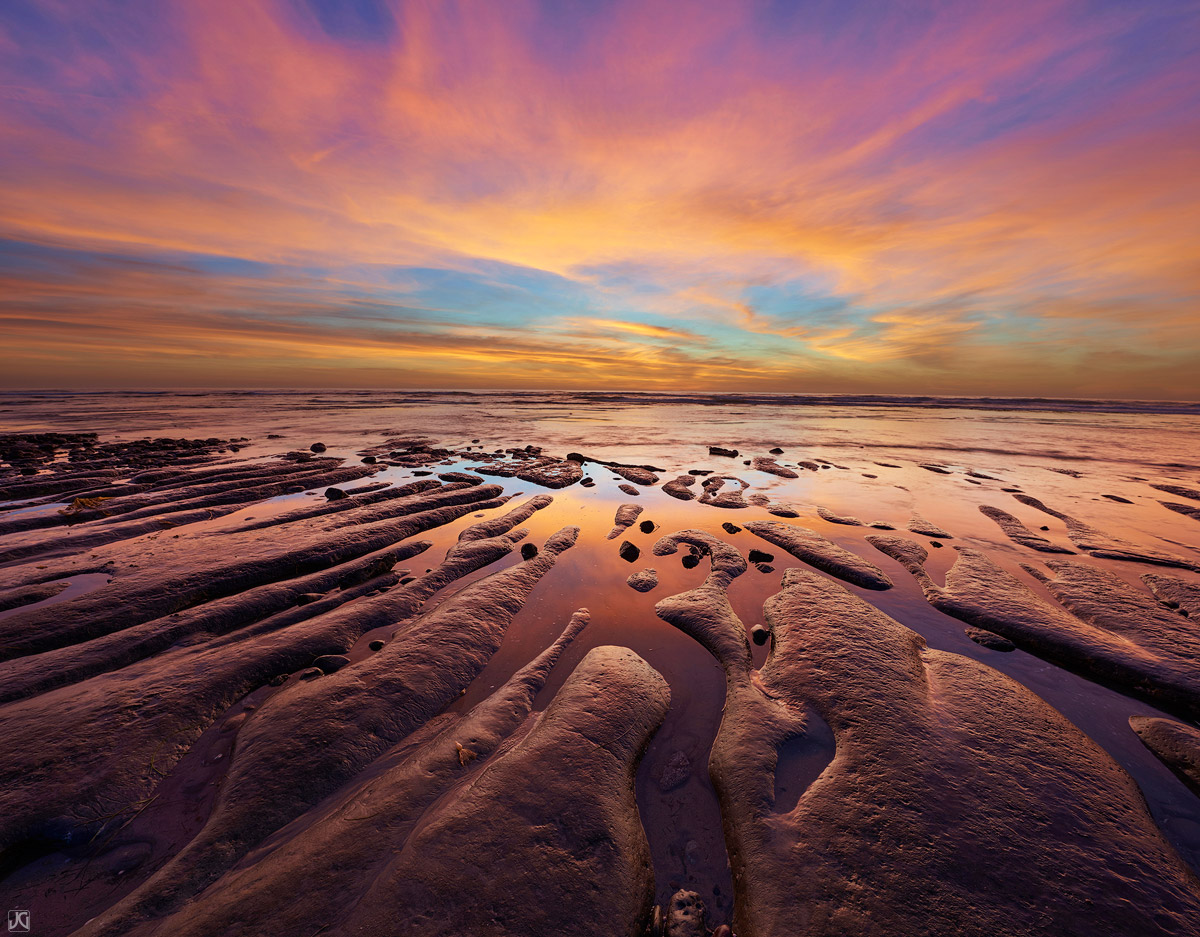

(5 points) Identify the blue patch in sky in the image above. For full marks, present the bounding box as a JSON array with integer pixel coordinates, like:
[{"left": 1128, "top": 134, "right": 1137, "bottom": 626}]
[{"left": 299, "top": 0, "right": 396, "bottom": 43}]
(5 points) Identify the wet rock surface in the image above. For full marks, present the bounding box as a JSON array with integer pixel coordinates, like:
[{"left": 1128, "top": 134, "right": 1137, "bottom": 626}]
[
  {"left": 1014, "top": 493, "right": 1199, "bottom": 570},
  {"left": 663, "top": 475, "right": 698, "bottom": 500},
  {"left": 745, "top": 520, "right": 893, "bottom": 590},
  {"left": 2, "top": 421, "right": 1199, "bottom": 937},
  {"left": 979, "top": 504, "right": 1074, "bottom": 553},
  {"left": 627, "top": 568, "right": 659, "bottom": 592},
  {"left": 1131, "top": 716, "right": 1200, "bottom": 798},
  {"left": 608, "top": 502, "right": 644, "bottom": 539},
  {"left": 728, "top": 569, "right": 1200, "bottom": 936},
  {"left": 698, "top": 475, "right": 749, "bottom": 509},
  {"left": 869, "top": 536, "right": 1200, "bottom": 720},
  {"left": 907, "top": 510, "right": 952, "bottom": 538},
  {"left": 751, "top": 457, "right": 798, "bottom": 479}
]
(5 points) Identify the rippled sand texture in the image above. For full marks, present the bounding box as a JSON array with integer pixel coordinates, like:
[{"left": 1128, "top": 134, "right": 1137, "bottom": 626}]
[{"left": 0, "top": 392, "right": 1198, "bottom": 936}]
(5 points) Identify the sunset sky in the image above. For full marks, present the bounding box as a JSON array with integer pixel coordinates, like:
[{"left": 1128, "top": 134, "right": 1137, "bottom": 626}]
[{"left": 1, "top": 0, "right": 1197, "bottom": 396}]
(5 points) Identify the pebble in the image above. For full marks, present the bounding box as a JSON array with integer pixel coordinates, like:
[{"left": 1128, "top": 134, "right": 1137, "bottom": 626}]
[{"left": 313, "top": 655, "right": 350, "bottom": 674}]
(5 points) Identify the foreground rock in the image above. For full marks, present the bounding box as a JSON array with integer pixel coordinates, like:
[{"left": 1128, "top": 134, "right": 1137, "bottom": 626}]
[
  {"left": 979, "top": 505, "right": 1074, "bottom": 553},
  {"left": 75, "top": 522, "right": 583, "bottom": 935},
  {"left": 80, "top": 619, "right": 669, "bottom": 937},
  {"left": 1130, "top": 716, "right": 1200, "bottom": 798},
  {"left": 1143, "top": 573, "right": 1200, "bottom": 617},
  {"left": 627, "top": 568, "right": 659, "bottom": 592},
  {"left": 0, "top": 497, "right": 546, "bottom": 867},
  {"left": 655, "top": 551, "right": 1200, "bottom": 936},
  {"left": 869, "top": 536, "right": 1200, "bottom": 720},
  {"left": 907, "top": 511, "right": 952, "bottom": 538},
  {"left": 337, "top": 646, "right": 669, "bottom": 937},
  {"left": 817, "top": 505, "right": 862, "bottom": 526},
  {"left": 745, "top": 520, "right": 892, "bottom": 590},
  {"left": 608, "top": 503, "right": 644, "bottom": 539},
  {"left": 663, "top": 475, "right": 697, "bottom": 500},
  {"left": 1013, "top": 493, "right": 1199, "bottom": 570},
  {"left": 751, "top": 457, "right": 798, "bottom": 479},
  {"left": 699, "top": 475, "right": 749, "bottom": 509}
]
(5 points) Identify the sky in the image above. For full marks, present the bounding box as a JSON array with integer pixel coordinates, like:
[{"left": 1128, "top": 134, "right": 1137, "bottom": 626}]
[{"left": 1, "top": 0, "right": 1198, "bottom": 397}]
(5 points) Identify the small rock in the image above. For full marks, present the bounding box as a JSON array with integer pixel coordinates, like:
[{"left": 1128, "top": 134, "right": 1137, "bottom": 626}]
[
  {"left": 325, "top": 487, "right": 347, "bottom": 500},
  {"left": 681, "top": 554, "right": 700, "bottom": 569},
  {"left": 769, "top": 447, "right": 784, "bottom": 454},
  {"left": 751, "top": 624, "right": 770, "bottom": 645},
  {"left": 722, "top": 522, "right": 741, "bottom": 534},
  {"left": 361, "top": 455, "right": 377, "bottom": 464},
  {"left": 438, "top": 471, "right": 483, "bottom": 484},
  {"left": 520, "top": 542, "right": 538, "bottom": 560},
  {"left": 368, "top": 640, "right": 385, "bottom": 651},
  {"left": 627, "top": 568, "right": 659, "bottom": 593},
  {"left": 666, "top": 889, "right": 707, "bottom": 937},
  {"left": 748, "top": 549, "right": 774, "bottom": 564},
  {"left": 619, "top": 541, "right": 640, "bottom": 563},
  {"left": 657, "top": 751, "right": 691, "bottom": 791},
  {"left": 663, "top": 475, "right": 697, "bottom": 501},
  {"left": 313, "top": 655, "right": 350, "bottom": 674},
  {"left": 709, "top": 446, "right": 738, "bottom": 457},
  {"left": 310, "top": 442, "right": 327, "bottom": 453},
  {"left": 639, "top": 519, "right": 657, "bottom": 534},
  {"left": 965, "top": 627, "right": 1016, "bottom": 652}
]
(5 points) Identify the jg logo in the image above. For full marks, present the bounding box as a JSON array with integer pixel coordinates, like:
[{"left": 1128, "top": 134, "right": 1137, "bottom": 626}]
[{"left": 7, "top": 910, "right": 30, "bottom": 933}]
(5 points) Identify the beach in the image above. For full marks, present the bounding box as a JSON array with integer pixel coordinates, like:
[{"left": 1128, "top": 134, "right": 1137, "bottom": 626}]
[{"left": 1, "top": 391, "right": 1199, "bottom": 936}]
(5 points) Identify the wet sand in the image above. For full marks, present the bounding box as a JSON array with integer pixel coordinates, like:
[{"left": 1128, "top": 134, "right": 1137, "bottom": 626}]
[{"left": 0, "top": 392, "right": 1198, "bottom": 936}]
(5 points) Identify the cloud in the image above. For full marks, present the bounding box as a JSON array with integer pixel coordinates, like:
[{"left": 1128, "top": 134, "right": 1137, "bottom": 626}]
[{"left": 0, "top": 0, "right": 1197, "bottom": 395}]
